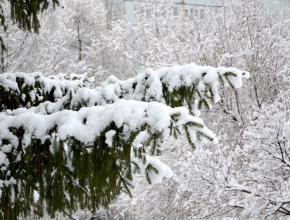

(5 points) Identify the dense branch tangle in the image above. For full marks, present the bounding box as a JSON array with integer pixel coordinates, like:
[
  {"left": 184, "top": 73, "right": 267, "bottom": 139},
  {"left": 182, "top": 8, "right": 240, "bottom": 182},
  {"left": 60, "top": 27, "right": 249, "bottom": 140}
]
[{"left": 0, "top": 64, "right": 248, "bottom": 219}]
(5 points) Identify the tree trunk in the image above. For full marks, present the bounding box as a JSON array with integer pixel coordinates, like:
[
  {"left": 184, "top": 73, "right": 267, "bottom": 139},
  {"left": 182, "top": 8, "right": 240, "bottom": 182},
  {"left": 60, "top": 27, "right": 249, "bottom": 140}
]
[
  {"left": 78, "top": 25, "right": 82, "bottom": 61},
  {"left": 0, "top": 47, "right": 5, "bottom": 73}
]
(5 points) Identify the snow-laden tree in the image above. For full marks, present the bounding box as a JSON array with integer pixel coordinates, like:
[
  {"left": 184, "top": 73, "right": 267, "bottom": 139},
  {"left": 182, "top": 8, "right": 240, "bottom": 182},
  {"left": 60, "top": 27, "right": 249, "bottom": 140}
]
[
  {"left": 0, "top": 0, "right": 61, "bottom": 52},
  {"left": 0, "top": 0, "right": 111, "bottom": 78},
  {"left": 0, "top": 1, "right": 37, "bottom": 74},
  {"left": 106, "top": 1, "right": 290, "bottom": 218},
  {"left": 0, "top": 64, "right": 249, "bottom": 219},
  {"left": 27, "top": 0, "right": 108, "bottom": 77},
  {"left": 110, "top": 0, "right": 290, "bottom": 128},
  {"left": 57, "top": 0, "right": 107, "bottom": 65},
  {"left": 112, "top": 84, "right": 290, "bottom": 219},
  {"left": 0, "top": 0, "right": 135, "bottom": 85},
  {"left": 176, "top": 80, "right": 290, "bottom": 219},
  {"left": 112, "top": 135, "right": 244, "bottom": 219},
  {"left": 234, "top": 81, "right": 290, "bottom": 218}
]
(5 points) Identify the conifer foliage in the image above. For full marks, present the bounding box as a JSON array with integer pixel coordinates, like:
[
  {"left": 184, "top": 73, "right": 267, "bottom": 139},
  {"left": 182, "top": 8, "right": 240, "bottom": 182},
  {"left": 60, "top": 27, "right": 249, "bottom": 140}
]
[
  {"left": 0, "top": 72, "right": 92, "bottom": 112},
  {"left": 2, "top": 0, "right": 60, "bottom": 33},
  {"left": 0, "top": 0, "right": 60, "bottom": 51},
  {"left": 0, "top": 64, "right": 249, "bottom": 219}
]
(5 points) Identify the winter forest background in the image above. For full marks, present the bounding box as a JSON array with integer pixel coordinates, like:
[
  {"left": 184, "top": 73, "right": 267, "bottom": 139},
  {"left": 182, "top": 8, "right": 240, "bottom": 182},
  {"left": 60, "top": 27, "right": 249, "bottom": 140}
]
[{"left": 1, "top": 0, "right": 290, "bottom": 219}]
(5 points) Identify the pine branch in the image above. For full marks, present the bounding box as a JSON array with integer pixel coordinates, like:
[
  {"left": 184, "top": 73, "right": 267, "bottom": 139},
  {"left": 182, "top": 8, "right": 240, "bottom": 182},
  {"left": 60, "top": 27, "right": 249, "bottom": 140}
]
[{"left": 0, "top": 64, "right": 249, "bottom": 219}]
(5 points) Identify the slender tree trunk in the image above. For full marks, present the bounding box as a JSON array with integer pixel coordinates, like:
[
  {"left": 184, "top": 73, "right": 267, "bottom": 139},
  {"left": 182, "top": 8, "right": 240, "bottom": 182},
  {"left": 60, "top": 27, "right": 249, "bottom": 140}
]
[
  {"left": 78, "top": 25, "right": 82, "bottom": 61},
  {"left": 104, "top": 0, "right": 111, "bottom": 30},
  {"left": 235, "top": 89, "right": 244, "bottom": 127},
  {"left": 253, "top": 80, "right": 261, "bottom": 108},
  {"left": 0, "top": 47, "right": 5, "bottom": 73}
]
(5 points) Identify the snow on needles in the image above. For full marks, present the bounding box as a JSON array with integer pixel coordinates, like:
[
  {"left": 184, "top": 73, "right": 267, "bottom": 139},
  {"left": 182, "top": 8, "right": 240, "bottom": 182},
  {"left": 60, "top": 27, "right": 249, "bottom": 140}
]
[
  {"left": 0, "top": 100, "right": 215, "bottom": 152},
  {"left": 68, "top": 64, "right": 249, "bottom": 115},
  {"left": 0, "top": 71, "right": 93, "bottom": 112},
  {"left": 0, "top": 72, "right": 92, "bottom": 94},
  {"left": 0, "top": 63, "right": 249, "bottom": 199},
  {"left": 0, "top": 98, "right": 216, "bottom": 194}
]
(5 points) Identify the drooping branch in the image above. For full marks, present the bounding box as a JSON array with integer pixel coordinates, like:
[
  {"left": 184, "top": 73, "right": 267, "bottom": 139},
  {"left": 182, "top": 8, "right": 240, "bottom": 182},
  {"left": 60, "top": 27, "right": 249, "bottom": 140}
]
[
  {"left": 0, "top": 64, "right": 249, "bottom": 219},
  {"left": 0, "top": 99, "right": 216, "bottom": 218},
  {"left": 0, "top": 64, "right": 248, "bottom": 115}
]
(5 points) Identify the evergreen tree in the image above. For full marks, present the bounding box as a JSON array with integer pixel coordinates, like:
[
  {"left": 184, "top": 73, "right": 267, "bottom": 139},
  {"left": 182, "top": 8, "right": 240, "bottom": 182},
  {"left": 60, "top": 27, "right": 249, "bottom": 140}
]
[
  {"left": 0, "top": 0, "right": 60, "bottom": 52},
  {"left": 1, "top": 0, "right": 60, "bottom": 33},
  {"left": 0, "top": 64, "right": 249, "bottom": 219}
]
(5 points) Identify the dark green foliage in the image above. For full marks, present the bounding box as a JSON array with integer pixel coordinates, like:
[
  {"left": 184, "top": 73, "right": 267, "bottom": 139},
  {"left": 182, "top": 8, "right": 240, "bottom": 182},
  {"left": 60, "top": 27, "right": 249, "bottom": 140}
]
[
  {"left": 0, "top": 78, "right": 52, "bottom": 111},
  {"left": 2, "top": 0, "right": 59, "bottom": 33},
  {"left": 218, "top": 72, "right": 238, "bottom": 89},
  {"left": 161, "top": 78, "right": 212, "bottom": 115},
  {"left": 0, "top": 117, "right": 191, "bottom": 219},
  {"left": 170, "top": 113, "right": 182, "bottom": 139},
  {"left": 0, "top": 3, "right": 7, "bottom": 51},
  {"left": 65, "top": 67, "right": 249, "bottom": 116},
  {"left": 0, "top": 70, "right": 244, "bottom": 117},
  {"left": 0, "top": 0, "right": 59, "bottom": 52},
  {"left": 145, "top": 164, "right": 159, "bottom": 184},
  {"left": 0, "top": 67, "right": 247, "bottom": 219},
  {"left": 0, "top": 73, "right": 91, "bottom": 112}
]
